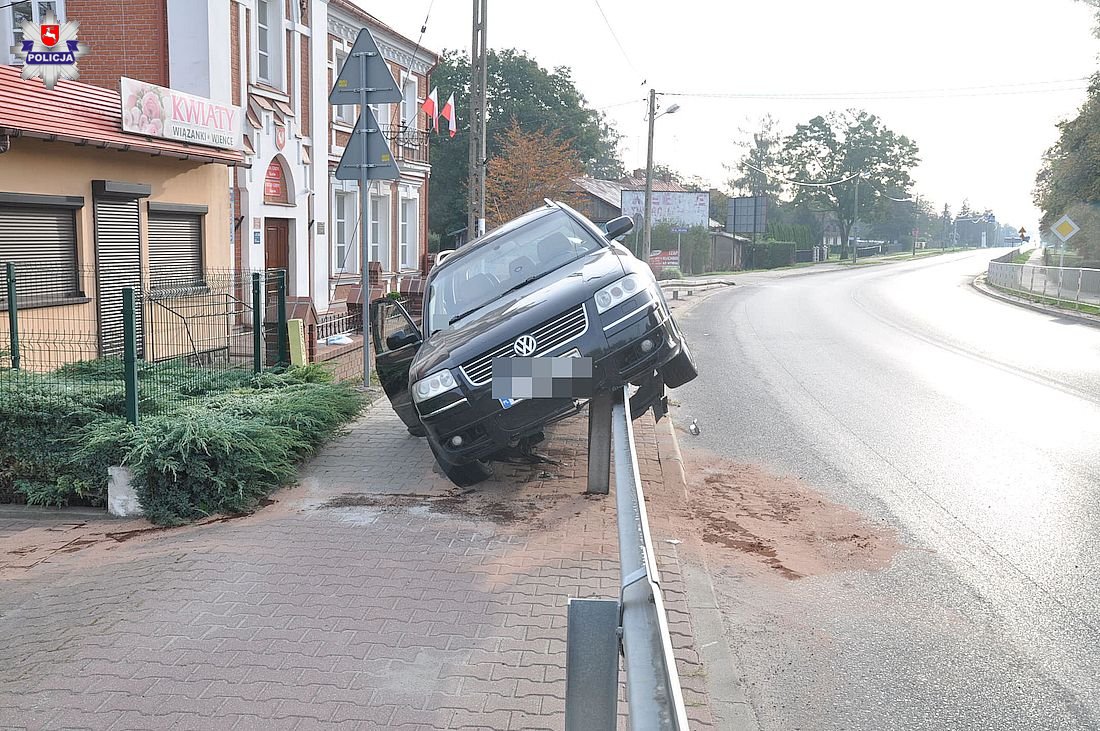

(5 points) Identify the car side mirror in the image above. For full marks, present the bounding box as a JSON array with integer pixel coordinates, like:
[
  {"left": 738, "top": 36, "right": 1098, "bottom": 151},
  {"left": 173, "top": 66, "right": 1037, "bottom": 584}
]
[
  {"left": 386, "top": 329, "right": 420, "bottom": 350},
  {"left": 603, "top": 215, "right": 634, "bottom": 241}
]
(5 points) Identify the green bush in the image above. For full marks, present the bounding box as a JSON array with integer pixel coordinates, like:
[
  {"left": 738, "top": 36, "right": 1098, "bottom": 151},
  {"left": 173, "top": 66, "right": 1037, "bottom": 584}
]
[
  {"left": 0, "top": 363, "right": 364, "bottom": 521},
  {"left": 657, "top": 267, "right": 683, "bottom": 281}
]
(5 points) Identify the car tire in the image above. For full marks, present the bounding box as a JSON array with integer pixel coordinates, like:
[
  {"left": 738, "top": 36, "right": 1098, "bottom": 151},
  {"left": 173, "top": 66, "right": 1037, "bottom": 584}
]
[
  {"left": 661, "top": 342, "right": 698, "bottom": 388},
  {"left": 407, "top": 424, "right": 427, "bottom": 437},
  {"left": 428, "top": 438, "right": 494, "bottom": 487}
]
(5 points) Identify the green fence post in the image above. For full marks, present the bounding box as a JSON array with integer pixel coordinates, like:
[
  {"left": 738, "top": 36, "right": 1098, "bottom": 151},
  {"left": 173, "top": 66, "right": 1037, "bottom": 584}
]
[
  {"left": 5, "top": 262, "right": 19, "bottom": 370},
  {"left": 251, "top": 272, "right": 262, "bottom": 373},
  {"left": 122, "top": 287, "right": 139, "bottom": 425},
  {"left": 276, "top": 270, "right": 289, "bottom": 367}
]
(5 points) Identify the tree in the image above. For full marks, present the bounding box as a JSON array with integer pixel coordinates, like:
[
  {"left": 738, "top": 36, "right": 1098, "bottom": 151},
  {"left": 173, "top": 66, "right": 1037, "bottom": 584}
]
[
  {"left": 427, "top": 49, "right": 623, "bottom": 244},
  {"left": 726, "top": 115, "right": 784, "bottom": 200},
  {"left": 779, "top": 110, "right": 920, "bottom": 257},
  {"left": 484, "top": 120, "right": 581, "bottom": 228},
  {"left": 1034, "top": 77, "right": 1100, "bottom": 261}
]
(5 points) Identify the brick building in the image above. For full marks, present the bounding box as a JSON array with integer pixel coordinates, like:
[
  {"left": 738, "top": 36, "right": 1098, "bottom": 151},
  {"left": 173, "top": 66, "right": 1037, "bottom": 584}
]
[{"left": 2, "top": 0, "right": 436, "bottom": 317}]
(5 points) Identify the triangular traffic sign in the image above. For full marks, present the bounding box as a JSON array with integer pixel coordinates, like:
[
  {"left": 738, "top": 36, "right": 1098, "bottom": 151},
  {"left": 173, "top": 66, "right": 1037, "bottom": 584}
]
[
  {"left": 335, "top": 107, "right": 400, "bottom": 181},
  {"left": 329, "top": 28, "right": 402, "bottom": 106}
]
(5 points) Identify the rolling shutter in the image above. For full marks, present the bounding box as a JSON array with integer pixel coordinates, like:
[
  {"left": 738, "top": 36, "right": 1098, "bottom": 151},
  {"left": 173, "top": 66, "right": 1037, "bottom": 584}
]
[
  {"left": 94, "top": 198, "right": 142, "bottom": 357},
  {"left": 0, "top": 205, "right": 79, "bottom": 306},
  {"left": 148, "top": 212, "right": 203, "bottom": 288}
]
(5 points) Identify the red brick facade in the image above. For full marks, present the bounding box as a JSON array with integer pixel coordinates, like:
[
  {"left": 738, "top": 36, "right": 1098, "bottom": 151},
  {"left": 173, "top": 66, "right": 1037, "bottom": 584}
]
[
  {"left": 68, "top": 0, "right": 168, "bottom": 90},
  {"left": 230, "top": 5, "right": 241, "bottom": 107}
]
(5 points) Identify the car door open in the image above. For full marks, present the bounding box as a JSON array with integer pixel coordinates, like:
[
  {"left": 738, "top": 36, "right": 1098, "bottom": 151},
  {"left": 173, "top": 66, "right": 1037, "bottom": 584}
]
[{"left": 370, "top": 297, "right": 424, "bottom": 432}]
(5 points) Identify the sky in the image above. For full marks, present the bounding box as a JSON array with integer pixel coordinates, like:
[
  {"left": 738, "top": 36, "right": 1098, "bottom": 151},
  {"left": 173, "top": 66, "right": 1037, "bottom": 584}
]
[{"left": 367, "top": 0, "right": 1100, "bottom": 232}]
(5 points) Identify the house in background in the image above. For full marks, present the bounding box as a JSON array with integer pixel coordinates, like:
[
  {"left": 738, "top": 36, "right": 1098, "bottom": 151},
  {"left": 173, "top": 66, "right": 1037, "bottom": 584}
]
[{"left": 2, "top": 0, "right": 436, "bottom": 321}]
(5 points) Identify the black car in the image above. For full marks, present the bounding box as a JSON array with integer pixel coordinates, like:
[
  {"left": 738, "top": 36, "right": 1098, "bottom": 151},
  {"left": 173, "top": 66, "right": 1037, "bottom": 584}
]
[{"left": 369, "top": 200, "right": 697, "bottom": 486}]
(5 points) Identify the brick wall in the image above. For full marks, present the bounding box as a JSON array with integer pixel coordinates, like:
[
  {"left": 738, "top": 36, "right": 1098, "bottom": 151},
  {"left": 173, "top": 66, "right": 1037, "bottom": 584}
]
[
  {"left": 230, "top": 3, "right": 240, "bottom": 106},
  {"left": 300, "top": 35, "right": 310, "bottom": 135},
  {"left": 69, "top": 0, "right": 168, "bottom": 89}
]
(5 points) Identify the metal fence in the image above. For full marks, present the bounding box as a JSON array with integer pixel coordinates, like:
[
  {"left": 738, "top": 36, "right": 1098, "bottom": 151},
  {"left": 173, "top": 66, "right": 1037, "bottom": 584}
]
[
  {"left": 986, "top": 261, "right": 1100, "bottom": 312},
  {"left": 1, "top": 261, "right": 290, "bottom": 422}
]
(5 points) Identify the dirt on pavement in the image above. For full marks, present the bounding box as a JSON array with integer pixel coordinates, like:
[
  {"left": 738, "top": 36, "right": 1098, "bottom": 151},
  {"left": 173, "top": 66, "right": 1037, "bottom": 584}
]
[{"left": 676, "top": 447, "right": 900, "bottom": 581}]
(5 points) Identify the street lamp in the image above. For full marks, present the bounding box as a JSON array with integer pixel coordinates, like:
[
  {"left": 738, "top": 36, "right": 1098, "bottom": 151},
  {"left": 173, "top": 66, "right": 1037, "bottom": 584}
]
[{"left": 642, "top": 90, "right": 680, "bottom": 265}]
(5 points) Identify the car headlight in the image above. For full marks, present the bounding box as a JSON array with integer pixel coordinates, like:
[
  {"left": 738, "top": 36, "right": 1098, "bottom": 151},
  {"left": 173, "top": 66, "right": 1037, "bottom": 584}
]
[
  {"left": 412, "top": 369, "right": 458, "bottom": 403},
  {"left": 594, "top": 273, "right": 649, "bottom": 314}
]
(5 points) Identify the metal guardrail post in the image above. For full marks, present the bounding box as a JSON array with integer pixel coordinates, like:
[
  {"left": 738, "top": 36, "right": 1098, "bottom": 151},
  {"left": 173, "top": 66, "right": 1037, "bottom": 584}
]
[
  {"left": 5, "top": 262, "right": 19, "bottom": 370},
  {"left": 122, "top": 287, "right": 139, "bottom": 425},
  {"left": 276, "top": 270, "right": 289, "bottom": 367},
  {"left": 587, "top": 390, "right": 613, "bottom": 495},
  {"left": 251, "top": 273, "right": 262, "bottom": 373}
]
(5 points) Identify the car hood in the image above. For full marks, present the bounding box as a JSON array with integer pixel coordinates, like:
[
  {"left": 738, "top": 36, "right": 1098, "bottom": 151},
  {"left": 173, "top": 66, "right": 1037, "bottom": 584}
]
[{"left": 412, "top": 246, "right": 628, "bottom": 379}]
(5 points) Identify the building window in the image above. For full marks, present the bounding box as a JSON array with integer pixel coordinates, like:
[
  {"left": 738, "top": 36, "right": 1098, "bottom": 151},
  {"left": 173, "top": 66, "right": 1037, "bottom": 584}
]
[
  {"left": 370, "top": 196, "right": 381, "bottom": 263},
  {"left": 335, "top": 49, "right": 354, "bottom": 123},
  {"left": 255, "top": 0, "right": 282, "bottom": 87},
  {"left": 0, "top": 202, "right": 79, "bottom": 307},
  {"left": 334, "top": 193, "right": 349, "bottom": 272},
  {"left": 401, "top": 76, "right": 418, "bottom": 129},
  {"left": 148, "top": 212, "right": 204, "bottom": 289},
  {"left": 7, "top": 1, "right": 64, "bottom": 62},
  {"left": 399, "top": 197, "right": 417, "bottom": 269}
]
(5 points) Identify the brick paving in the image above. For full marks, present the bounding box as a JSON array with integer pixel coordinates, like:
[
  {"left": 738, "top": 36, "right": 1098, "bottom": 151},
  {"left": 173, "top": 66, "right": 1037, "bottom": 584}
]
[{"left": 0, "top": 399, "right": 714, "bottom": 730}]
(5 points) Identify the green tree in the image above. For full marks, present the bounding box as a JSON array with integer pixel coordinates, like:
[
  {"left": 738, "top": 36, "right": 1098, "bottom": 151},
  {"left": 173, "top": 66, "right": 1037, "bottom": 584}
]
[
  {"left": 726, "top": 115, "right": 784, "bottom": 200},
  {"left": 779, "top": 110, "right": 920, "bottom": 257},
  {"left": 1034, "top": 77, "right": 1100, "bottom": 261},
  {"left": 428, "top": 49, "right": 623, "bottom": 244}
]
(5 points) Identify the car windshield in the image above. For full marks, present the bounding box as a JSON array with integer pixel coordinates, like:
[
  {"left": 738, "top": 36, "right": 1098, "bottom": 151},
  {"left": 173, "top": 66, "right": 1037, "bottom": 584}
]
[{"left": 426, "top": 210, "right": 603, "bottom": 334}]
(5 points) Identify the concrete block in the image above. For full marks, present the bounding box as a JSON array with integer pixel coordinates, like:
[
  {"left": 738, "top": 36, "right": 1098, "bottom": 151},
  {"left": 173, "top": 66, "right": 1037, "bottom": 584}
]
[{"left": 108, "top": 466, "right": 143, "bottom": 517}]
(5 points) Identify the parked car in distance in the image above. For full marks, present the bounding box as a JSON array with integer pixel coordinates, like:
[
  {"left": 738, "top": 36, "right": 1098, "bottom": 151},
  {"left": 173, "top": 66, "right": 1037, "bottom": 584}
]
[{"left": 370, "top": 200, "right": 697, "bottom": 486}]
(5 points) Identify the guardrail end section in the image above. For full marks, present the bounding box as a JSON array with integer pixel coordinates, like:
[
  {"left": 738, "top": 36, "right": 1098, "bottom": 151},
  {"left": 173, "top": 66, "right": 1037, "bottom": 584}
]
[{"left": 565, "top": 598, "right": 620, "bottom": 731}]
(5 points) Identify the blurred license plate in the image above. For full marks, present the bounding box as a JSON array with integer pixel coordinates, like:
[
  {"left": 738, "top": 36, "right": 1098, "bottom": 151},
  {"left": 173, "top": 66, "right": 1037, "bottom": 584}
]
[{"left": 499, "top": 397, "right": 522, "bottom": 409}]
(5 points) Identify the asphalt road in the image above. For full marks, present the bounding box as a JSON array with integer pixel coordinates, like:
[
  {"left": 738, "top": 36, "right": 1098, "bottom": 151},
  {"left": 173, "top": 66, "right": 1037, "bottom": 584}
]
[{"left": 673, "top": 250, "right": 1100, "bottom": 730}]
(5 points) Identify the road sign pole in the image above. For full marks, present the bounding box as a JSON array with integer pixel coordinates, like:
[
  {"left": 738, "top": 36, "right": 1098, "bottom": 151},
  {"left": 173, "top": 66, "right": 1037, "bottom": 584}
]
[{"left": 359, "top": 50, "right": 372, "bottom": 390}]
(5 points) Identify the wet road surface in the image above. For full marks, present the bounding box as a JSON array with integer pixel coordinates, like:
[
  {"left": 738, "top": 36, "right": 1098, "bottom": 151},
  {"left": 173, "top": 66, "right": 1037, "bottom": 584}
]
[{"left": 674, "top": 250, "right": 1100, "bottom": 730}]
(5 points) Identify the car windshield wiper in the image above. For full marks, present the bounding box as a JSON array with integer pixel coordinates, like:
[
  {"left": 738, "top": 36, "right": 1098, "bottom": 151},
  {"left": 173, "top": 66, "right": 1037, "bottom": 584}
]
[{"left": 448, "top": 273, "right": 548, "bottom": 326}]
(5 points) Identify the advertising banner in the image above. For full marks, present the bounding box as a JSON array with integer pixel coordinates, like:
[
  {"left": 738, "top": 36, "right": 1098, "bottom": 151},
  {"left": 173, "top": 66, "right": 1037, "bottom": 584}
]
[
  {"left": 620, "top": 190, "right": 709, "bottom": 229},
  {"left": 120, "top": 77, "right": 243, "bottom": 150}
]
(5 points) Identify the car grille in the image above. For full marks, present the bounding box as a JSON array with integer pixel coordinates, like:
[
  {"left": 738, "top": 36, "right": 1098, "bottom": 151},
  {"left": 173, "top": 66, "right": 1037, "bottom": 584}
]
[{"left": 459, "top": 303, "right": 589, "bottom": 386}]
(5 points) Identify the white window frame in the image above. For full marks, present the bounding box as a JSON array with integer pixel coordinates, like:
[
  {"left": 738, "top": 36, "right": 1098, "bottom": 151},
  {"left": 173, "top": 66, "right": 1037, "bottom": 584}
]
[
  {"left": 334, "top": 192, "right": 349, "bottom": 272},
  {"left": 334, "top": 48, "right": 355, "bottom": 124},
  {"left": 369, "top": 184, "right": 391, "bottom": 272},
  {"left": 399, "top": 193, "right": 418, "bottom": 270},
  {"left": 400, "top": 75, "right": 418, "bottom": 129},
  {"left": 254, "top": 0, "right": 283, "bottom": 88},
  {"left": 5, "top": 1, "right": 65, "bottom": 64}
]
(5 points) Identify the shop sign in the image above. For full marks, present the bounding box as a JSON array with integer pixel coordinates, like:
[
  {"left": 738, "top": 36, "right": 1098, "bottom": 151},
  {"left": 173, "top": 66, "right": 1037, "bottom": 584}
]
[{"left": 121, "top": 76, "right": 243, "bottom": 150}]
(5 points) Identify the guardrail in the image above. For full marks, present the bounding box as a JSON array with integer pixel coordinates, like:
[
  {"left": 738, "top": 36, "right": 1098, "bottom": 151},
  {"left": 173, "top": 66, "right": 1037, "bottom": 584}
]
[
  {"left": 986, "top": 261, "right": 1100, "bottom": 311},
  {"left": 565, "top": 386, "right": 690, "bottom": 730}
]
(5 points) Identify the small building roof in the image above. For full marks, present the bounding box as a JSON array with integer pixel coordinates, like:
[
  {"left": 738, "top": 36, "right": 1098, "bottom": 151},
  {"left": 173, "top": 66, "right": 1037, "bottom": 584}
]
[
  {"left": 570, "top": 176, "right": 624, "bottom": 208},
  {"left": 0, "top": 67, "right": 245, "bottom": 166}
]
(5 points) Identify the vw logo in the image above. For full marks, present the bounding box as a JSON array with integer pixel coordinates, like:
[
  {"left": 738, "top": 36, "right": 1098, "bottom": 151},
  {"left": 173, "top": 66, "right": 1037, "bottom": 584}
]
[{"left": 513, "top": 334, "right": 538, "bottom": 356}]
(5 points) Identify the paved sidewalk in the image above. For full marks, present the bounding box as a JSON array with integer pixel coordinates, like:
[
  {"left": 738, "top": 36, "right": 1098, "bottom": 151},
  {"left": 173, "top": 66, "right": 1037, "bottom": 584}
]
[{"left": 0, "top": 400, "right": 715, "bottom": 730}]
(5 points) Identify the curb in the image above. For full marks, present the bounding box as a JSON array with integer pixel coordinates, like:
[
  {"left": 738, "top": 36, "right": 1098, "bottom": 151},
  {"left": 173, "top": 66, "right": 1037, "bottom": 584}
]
[
  {"left": 654, "top": 413, "right": 761, "bottom": 730},
  {"left": 971, "top": 275, "right": 1100, "bottom": 329}
]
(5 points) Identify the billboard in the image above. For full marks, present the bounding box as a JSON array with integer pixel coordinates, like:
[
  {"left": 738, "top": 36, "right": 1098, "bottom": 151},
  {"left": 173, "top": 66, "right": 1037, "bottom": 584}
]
[
  {"left": 121, "top": 77, "right": 243, "bottom": 150},
  {"left": 728, "top": 196, "right": 768, "bottom": 235},
  {"left": 620, "top": 190, "right": 709, "bottom": 229}
]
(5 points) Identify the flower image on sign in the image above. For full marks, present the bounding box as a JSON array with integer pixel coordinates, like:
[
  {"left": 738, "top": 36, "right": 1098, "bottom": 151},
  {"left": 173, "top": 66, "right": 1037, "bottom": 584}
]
[{"left": 120, "top": 77, "right": 243, "bottom": 150}]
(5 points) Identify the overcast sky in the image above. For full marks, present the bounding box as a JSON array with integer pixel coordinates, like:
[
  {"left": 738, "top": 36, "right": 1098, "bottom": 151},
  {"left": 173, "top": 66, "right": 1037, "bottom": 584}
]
[{"left": 369, "top": 0, "right": 1099, "bottom": 231}]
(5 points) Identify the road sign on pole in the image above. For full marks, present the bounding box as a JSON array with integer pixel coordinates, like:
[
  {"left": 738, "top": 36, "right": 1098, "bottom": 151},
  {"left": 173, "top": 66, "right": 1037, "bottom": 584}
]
[
  {"left": 1052, "top": 214, "right": 1079, "bottom": 243},
  {"left": 329, "top": 27, "right": 402, "bottom": 390}
]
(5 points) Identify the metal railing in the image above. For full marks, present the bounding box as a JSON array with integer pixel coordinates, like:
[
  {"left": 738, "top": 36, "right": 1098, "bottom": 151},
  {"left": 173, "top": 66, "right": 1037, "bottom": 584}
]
[
  {"left": 987, "top": 261, "right": 1100, "bottom": 311},
  {"left": 565, "top": 386, "right": 690, "bottom": 730}
]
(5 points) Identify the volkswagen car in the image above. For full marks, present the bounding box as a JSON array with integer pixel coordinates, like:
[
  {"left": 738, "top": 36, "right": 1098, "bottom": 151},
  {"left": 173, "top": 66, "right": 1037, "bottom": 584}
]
[{"left": 370, "top": 200, "right": 697, "bottom": 486}]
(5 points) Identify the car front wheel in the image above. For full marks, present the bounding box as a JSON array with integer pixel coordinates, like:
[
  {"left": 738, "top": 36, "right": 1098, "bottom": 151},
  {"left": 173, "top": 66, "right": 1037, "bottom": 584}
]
[{"left": 428, "top": 437, "right": 494, "bottom": 487}]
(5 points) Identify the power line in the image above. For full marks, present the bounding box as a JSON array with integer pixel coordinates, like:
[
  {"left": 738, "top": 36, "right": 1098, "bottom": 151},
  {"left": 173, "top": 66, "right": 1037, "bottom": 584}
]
[
  {"left": 663, "top": 77, "right": 1091, "bottom": 102},
  {"left": 743, "top": 162, "right": 859, "bottom": 188},
  {"left": 591, "top": 0, "right": 645, "bottom": 85}
]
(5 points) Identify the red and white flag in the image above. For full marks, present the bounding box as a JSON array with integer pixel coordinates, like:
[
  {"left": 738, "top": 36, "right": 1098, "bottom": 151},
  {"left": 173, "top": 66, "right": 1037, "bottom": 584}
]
[
  {"left": 420, "top": 87, "right": 439, "bottom": 132},
  {"left": 441, "top": 92, "right": 457, "bottom": 138}
]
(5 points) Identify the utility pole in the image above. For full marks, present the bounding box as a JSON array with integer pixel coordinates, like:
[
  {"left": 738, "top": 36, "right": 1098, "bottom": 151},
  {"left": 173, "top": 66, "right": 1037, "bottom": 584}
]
[
  {"left": 942, "top": 203, "right": 949, "bottom": 253},
  {"left": 642, "top": 88, "right": 656, "bottom": 265},
  {"left": 851, "top": 173, "right": 860, "bottom": 264},
  {"left": 467, "top": 0, "right": 488, "bottom": 241}
]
